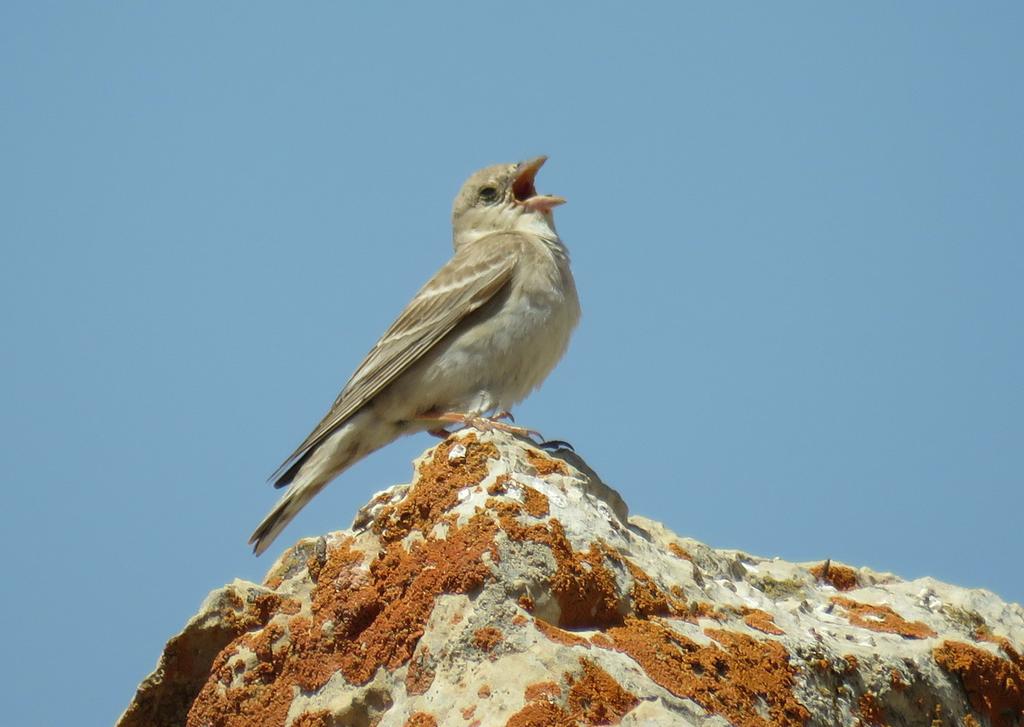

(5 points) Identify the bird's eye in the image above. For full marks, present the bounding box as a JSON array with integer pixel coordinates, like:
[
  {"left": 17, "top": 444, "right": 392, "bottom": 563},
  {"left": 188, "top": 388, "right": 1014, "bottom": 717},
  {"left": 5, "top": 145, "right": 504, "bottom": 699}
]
[{"left": 478, "top": 186, "right": 499, "bottom": 203}]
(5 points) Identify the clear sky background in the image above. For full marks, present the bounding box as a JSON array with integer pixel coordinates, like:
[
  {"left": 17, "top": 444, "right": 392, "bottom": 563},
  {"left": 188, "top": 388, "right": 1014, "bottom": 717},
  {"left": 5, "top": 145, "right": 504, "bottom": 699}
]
[{"left": 3, "top": 3, "right": 1022, "bottom": 724}]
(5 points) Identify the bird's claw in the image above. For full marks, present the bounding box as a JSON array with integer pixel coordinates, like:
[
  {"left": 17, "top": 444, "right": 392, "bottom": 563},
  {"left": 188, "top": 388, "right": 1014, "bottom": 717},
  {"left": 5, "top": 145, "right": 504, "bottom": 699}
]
[{"left": 537, "top": 439, "right": 575, "bottom": 452}]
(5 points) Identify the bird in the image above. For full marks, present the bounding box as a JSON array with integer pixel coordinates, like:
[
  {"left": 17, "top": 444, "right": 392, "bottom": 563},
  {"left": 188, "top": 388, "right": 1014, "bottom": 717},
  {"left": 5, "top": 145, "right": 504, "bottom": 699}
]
[{"left": 249, "top": 156, "right": 580, "bottom": 555}]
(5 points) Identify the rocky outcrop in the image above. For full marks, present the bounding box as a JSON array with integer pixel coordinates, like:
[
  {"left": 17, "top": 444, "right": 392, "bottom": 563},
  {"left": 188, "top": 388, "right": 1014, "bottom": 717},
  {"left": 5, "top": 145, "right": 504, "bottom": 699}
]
[{"left": 119, "top": 430, "right": 1024, "bottom": 727}]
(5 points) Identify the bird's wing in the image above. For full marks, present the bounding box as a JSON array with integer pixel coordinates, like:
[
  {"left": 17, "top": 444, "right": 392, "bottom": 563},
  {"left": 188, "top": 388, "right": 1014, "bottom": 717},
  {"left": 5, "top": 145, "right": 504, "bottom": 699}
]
[{"left": 270, "top": 235, "right": 520, "bottom": 485}]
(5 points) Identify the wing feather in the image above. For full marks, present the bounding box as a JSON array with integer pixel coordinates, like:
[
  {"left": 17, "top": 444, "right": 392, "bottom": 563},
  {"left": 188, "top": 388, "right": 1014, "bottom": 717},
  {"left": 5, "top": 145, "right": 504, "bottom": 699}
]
[{"left": 270, "top": 236, "right": 519, "bottom": 484}]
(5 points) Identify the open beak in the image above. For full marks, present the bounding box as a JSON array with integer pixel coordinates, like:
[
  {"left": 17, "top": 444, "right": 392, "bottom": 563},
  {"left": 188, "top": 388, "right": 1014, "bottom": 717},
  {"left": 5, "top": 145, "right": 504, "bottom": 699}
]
[{"left": 513, "top": 156, "right": 566, "bottom": 213}]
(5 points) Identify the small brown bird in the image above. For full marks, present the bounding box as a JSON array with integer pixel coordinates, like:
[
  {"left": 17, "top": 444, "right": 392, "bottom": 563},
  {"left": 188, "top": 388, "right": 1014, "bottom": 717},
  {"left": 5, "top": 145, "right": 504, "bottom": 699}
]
[{"left": 249, "top": 156, "right": 580, "bottom": 555}]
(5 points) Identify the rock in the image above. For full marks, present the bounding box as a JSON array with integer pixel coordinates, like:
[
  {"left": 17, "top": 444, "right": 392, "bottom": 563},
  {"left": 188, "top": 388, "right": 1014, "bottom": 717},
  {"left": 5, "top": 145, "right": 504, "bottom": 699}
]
[{"left": 118, "top": 430, "right": 1024, "bottom": 727}]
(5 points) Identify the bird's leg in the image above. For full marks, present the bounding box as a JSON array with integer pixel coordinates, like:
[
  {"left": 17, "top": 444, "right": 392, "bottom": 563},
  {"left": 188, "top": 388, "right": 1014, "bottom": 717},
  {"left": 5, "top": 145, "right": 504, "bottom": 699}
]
[
  {"left": 417, "top": 411, "right": 542, "bottom": 442},
  {"left": 468, "top": 414, "right": 542, "bottom": 441},
  {"left": 493, "top": 410, "right": 515, "bottom": 423}
]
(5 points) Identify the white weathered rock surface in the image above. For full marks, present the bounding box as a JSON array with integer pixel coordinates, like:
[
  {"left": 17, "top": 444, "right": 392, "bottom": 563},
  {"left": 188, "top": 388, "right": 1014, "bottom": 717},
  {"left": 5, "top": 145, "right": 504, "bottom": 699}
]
[{"left": 119, "top": 430, "right": 1024, "bottom": 727}]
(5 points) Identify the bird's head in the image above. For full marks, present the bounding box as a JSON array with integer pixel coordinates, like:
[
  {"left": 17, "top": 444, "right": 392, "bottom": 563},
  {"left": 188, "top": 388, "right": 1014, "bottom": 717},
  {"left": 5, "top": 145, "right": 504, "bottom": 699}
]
[{"left": 451, "top": 156, "right": 565, "bottom": 249}]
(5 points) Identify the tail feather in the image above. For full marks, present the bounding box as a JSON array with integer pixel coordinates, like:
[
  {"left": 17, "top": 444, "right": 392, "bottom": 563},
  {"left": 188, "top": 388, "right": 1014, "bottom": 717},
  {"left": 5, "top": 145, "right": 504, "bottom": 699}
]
[
  {"left": 272, "top": 449, "right": 312, "bottom": 489},
  {"left": 249, "top": 481, "right": 326, "bottom": 556},
  {"left": 250, "top": 422, "right": 359, "bottom": 556},
  {"left": 250, "top": 412, "right": 396, "bottom": 556}
]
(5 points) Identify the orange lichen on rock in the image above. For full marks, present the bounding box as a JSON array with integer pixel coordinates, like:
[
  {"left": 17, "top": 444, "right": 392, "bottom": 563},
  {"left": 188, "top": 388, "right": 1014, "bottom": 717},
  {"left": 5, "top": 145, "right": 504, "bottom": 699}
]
[
  {"left": 811, "top": 561, "right": 859, "bottom": 591},
  {"left": 221, "top": 590, "right": 292, "bottom": 633},
  {"left": 404, "top": 713, "right": 437, "bottom": 727},
  {"left": 521, "top": 485, "right": 550, "bottom": 518},
  {"left": 602, "top": 547, "right": 686, "bottom": 620},
  {"left": 496, "top": 508, "right": 623, "bottom": 630},
  {"left": 526, "top": 448, "right": 570, "bottom": 476},
  {"left": 493, "top": 494, "right": 633, "bottom": 630},
  {"left": 486, "top": 477, "right": 548, "bottom": 517},
  {"left": 473, "top": 626, "right": 503, "bottom": 653},
  {"left": 831, "top": 596, "right": 937, "bottom": 639},
  {"left": 687, "top": 601, "right": 717, "bottom": 622},
  {"left": 524, "top": 680, "right": 561, "bottom": 702},
  {"left": 566, "top": 658, "right": 640, "bottom": 723},
  {"left": 934, "top": 640, "right": 1024, "bottom": 727},
  {"left": 290, "top": 711, "right": 332, "bottom": 727},
  {"left": 373, "top": 435, "right": 499, "bottom": 543},
  {"left": 507, "top": 658, "right": 637, "bottom": 726},
  {"left": 602, "top": 618, "right": 809, "bottom": 727},
  {"left": 668, "top": 542, "right": 692, "bottom": 561},
  {"left": 120, "top": 585, "right": 295, "bottom": 727},
  {"left": 293, "top": 517, "right": 495, "bottom": 685},
  {"left": 970, "top": 628, "right": 1024, "bottom": 676},
  {"left": 742, "top": 608, "right": 785, "bottom": 636},
  {"left": 187, "top": 439, "right": 504, "bottom": 727},
  {"left": 858, "top": 691, "right": 886, "bottom": 726},
  {"left": 297, "top": 534, "right": 352, "bottom": 585},
  {"left": 1002, "top": 639, "right": 1024, "bottom": 668},
  {"left": 535, "top": 619, "right": 590, "bottom": 648},
  {"left": 505, "top": 702, "right": 566, "bottom": 727},
  {"left": 547, "top": 532, "right": 623, "bottom": 629},
  {"left": 486, "top": 473, "right": 511, "bottom": 495}
]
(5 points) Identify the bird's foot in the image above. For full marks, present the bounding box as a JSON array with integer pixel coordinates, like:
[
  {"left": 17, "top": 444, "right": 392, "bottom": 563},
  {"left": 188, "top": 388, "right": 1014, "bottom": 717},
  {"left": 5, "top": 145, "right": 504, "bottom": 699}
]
[
  {"left": 420, "top": 411, "right": 542, "bottom": 442},
  {"left": 469, "top": 415, "right": 542, "bottom": 441}
]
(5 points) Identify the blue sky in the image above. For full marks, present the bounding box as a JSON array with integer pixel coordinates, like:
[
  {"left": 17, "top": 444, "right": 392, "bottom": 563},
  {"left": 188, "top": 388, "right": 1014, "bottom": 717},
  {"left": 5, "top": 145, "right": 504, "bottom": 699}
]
[{"left": 3, "top": 3, "right": 1022, "bottom": 724}]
